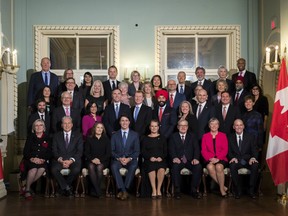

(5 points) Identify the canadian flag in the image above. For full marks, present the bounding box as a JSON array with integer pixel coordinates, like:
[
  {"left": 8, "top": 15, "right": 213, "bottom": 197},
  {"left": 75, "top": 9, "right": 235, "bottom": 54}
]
[{"left": 266, "top": 58, "right": 288, "bottom": 185}]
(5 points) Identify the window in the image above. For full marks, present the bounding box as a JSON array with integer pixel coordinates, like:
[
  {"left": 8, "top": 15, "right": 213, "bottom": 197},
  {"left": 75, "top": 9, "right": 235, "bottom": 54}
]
[
  {"left": 156, "top": 25, "right": 240, "bottom": 84},
  {"left": 34, "top": 25, "right": 119, "bottom": 84}
]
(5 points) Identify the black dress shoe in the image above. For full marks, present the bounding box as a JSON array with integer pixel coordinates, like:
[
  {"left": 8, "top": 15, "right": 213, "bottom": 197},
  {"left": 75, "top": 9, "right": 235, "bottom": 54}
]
[
  {"left": 65, "top": 188, "right": 74, "bottom": 197},
  {"left": 249, "top": 194, "right": 256, "bottom": 199},
  {"left": 175, "top": 192, "right": 181, "bottom": 200},
  {"left": 192, "top": 192, "right": 201, "bottom": 199},
  {"left": 234, "top": 194, "right": 240, "bottom": 199}
]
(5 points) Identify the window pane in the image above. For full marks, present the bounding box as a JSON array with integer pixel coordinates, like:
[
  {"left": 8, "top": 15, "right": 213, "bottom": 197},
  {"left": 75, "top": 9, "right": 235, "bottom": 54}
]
[
  {"left": 167, "top": 38, "right": 195, "bottom": 69},
  {"left": 79, "top": 38, "right": 108, "bottom": 70},
  {"left": 198, "top": 37, "right": 226, "bottom": 69},
  {"left": 50, "top": 38, "right": 76, "bottom": 69}
]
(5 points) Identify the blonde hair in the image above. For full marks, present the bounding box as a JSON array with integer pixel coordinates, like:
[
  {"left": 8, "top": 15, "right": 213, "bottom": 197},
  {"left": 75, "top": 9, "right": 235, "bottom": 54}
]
[{"left": 90, "top": 80, "right": 104, "bottom": 96}]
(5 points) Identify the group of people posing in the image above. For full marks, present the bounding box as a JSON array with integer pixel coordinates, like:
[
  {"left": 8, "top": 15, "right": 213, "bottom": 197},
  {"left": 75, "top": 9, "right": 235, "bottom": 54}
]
[{"left": 21, "top": 57, "right": 269, "bottom": 201}]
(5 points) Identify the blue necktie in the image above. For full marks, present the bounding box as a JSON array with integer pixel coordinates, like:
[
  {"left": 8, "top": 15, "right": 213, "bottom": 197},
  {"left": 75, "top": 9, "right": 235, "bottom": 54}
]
[
  {"left": 180, "top": 85, "right": 184, "bottom": 94},
  {"left": 65, "top": 133, "right": 69, "bottom": 149},
  {"left": 122, "top": 132, "right": 127, "bottom": 147},
  {"left": 115, "top": 104, "right": 119, "bottom": 118},
  {"left": 134, "top": 106, "right": 139, "bottom": 121},
  {"left": 44, "top": 73, "right": 48, "bottom": 85}
]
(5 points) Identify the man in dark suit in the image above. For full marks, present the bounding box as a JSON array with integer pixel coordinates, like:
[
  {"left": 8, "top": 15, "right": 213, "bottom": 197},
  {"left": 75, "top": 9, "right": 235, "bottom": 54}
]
[
  {"left": 177, "top": 71, "right": 192, "bottom": 101},
  {"left": 27, "top": 99, "right": 51, "bottom": 135},
  {"left": 62, "top": 77, "right": 84, "bottom": 111},
  {"left": 190, "top": 66, "right": 212, "bottom": 98},
  {"left": 167, "top": 79, "right": 186, "bottom": 110},
  {"left": 193, "top": 89, "right": 214, "bottom": 142},
  {"left": 228, "top": 119, "right": 259, "bottom": 199},
  {"left": 52, "top": 91, "right": 81, "bottom": 133},
  {"left": 213, "top": 91, "right": 241, "bottom": 136},
  {"left": 169, "top": 119, "right": 202, "bottom": 199},
  {"left": 232, "top": 76, "right": 250, "bottom": 114},
  {"left": 102, "top": 65, "right": 120, "bottom": 103},
  {"left": 103, "top": 88, "right": 131, "bottom": 137},
  {"left": 152, "top": 90, "right": 177, "bottom": 139},
  {"left": 27, "top": 57, "right": 59, "bottom": 110},
  {"left": 231, "top": 58, "right": 257, "bottom": 92},
  {"left": 51, "top": 116, "right": 83, "bottom": 196},
  {"left": 130, "top": 90, "right": 152, "bottom": 138},
  {"left": 111, "top": 115, "right": 140, "bottom": 200}
]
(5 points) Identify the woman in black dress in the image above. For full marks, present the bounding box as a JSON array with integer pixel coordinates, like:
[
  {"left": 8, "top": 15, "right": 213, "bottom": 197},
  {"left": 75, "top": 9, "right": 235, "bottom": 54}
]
[
  {"left": 21, "top": 119, "right": 52, "bottom": 200},
  {"left": 141, "top": 120, "right": 167, "bottom": 199},
  {"left": 84, "top": 122, "right": 111, "bottom": 197}
]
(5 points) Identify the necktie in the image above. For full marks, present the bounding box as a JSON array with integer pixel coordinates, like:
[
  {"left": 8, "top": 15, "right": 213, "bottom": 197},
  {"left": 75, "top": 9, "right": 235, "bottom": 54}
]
[
  {"left": 65, "top": 133, "right": 69, "bottom": 149},
  {"left": 170, "top": 94, "right": 174, "bottom": 108},
  {"left": 235, "top": 93, "right": 240, "bottom": 104},
  {"left": 180, "top": 85, "right": 184, "bottom": 94},
  {"left": 65, "top": 107, "right": 70, "bottom": 116},
  {"left": 197, "top": 104, "right": 202, "bottom": 119},
  {"left": 238, "top": 135, "right": 242, "bottom": 151},
  {"left": 115, "top": 104, "right": 119, "bottom": 118},
  {"left": 44, "top": 73, "right": 48, "bottom": 85},
  {"left": 159, "top": 107, "right": 163, "bottom": 122},
  {"left": 122, "top": 131, "right": 127, "bottom": 147},
  {"left": 41, "top": 114, "right": 44, "bottom": 121},
  {"left": 181, "top": 135, "right": 187, "bottom": 163},
  {"left": 134, "top": 106, "right": 139, "bottom": 121},
  {"left": 112, "top": 81, "right": 116, "bottom": 90},
  {"left": 222, "top": 106, "right": 227, "bottom": 120},
  {"left": 239, "top": 71, "right": 243, "bottom": 77},
  {"left": 198, "top": 80, "right": 202, "bottom": 86}
]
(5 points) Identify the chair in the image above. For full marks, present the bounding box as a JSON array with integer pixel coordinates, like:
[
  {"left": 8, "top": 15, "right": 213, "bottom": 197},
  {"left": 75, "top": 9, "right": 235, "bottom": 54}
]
[
  {"left": 111, "top": 167, "right": 141, "bottom": 197},
  {"left": 74, "top": 168, "right": 112, "bottom": 198}
]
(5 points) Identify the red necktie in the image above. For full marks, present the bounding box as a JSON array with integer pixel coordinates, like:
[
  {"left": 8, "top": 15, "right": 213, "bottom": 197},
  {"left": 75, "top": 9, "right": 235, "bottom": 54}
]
[
  {"left": 159, "top": 107, "right": 163, "bottom": 122},
  {"left": 170, "top": 94, "right": 174, "bottom": 107},
  {"left": 235, "top": 93, "right": 240, "bottom": 105}
]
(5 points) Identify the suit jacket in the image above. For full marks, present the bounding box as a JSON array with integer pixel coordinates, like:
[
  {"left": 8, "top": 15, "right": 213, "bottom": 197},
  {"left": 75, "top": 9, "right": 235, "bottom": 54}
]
[
  {"left": 52, "top": 131, "right": 83, "bottom": 163},
  {"left": 130, "top": 104, "right": 152, "bottom": 137},
  {"left": 232, "top": 90, "right": 250, "bottom": 114},
  {"left": 143, "top": 96, "right": 158, "bottom": 110},
  {"left": 27, "top": 111, "right": 51, "bottom": 135},
  {"left": 167, "top": 92, "right": 186, "bottom": 110},
  {"left": 102, "top": 103, "right": 131, "bottom": 137},
  {"left": 27, "top": 71, "right": 59, "bottom": 106},
  {"left": 191, "top": 79, "right": 212, "bottom": 98},
  {"left": 201, "top": 132, "right": 228, "bottom": 163},
  {"left": 153, "top": 105, "right": 177, "bottom": 139},
  {"left": 213, "top": 104, "right": 241, "bottom": 135},
  {"left": 111, "top": 129, "right": 140, "bottom": 160},
  {"left": 169, "top": 132, "right": 200, "bottom": 162},
  {"left": 231, "top": 71, "right": 257, "bottom": 92},
  {"left": 228, "top": 132, "right": 258, "bottom": 161},
  {"left": 51, "top": 106, "right": 81, "bottom": 133},
  {"left": 128, "top": 83, "right": 143, "bottom": 97},
  {"left": 193, "top": 102, "right": 214, "bottom": 140},
  {"left": 102, "top": 80, "right": 120, "bottom": 103},
  {"left": 176, "top": 84, "right": 192, "bottom": 101}
]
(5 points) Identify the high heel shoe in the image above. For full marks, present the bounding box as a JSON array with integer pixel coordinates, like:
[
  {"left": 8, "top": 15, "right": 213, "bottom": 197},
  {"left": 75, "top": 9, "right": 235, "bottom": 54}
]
[
  {"left": 221, "top": 193, "right": 228, "bottom": 198},
  {"left": 25, "top": 191, "right": 33, "bottom": 201}
]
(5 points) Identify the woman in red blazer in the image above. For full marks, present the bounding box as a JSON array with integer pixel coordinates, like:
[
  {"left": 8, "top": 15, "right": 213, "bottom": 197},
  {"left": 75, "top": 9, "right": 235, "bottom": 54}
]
[{"left": 201, "top": 117, "right": 228, "bottom": 197}]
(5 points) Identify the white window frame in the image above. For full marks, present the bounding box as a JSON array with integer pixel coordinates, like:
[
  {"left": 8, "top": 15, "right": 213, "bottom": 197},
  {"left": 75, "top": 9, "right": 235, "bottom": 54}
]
[
  {"left": 155, "top": 25, "right": 241, "bottom": 84},
  {"left": 34, "top": 25, "right": 119, "bottom": 84}
]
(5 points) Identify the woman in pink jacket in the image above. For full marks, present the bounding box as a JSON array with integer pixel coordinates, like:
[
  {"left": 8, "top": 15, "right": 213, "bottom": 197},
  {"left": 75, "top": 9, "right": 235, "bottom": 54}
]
[{"left": 201, "top": 117, "right": 228, "bottom": 197}]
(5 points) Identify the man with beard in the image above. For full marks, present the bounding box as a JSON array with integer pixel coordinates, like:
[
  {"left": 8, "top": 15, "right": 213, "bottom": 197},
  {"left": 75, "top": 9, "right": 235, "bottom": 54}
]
[{"left": 152, "top": 89, "right": 177, "bottom": 139}]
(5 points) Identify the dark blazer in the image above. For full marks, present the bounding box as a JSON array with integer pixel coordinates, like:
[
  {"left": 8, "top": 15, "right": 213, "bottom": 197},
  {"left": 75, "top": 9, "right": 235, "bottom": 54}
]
[
  {"left": 232, "top": 90, "right": 250, "bottom": 114},
  {"left": 102, "top": 80, "right": 120, "bottom": 103},
  {"left": 191, "top": 79, "right": 212, "bottom": 98},
  {"left": 111, "top": 129, "right": 140, "bottom": 160},
  {"left": 167, "top": 92, "right": 186, "bottom": 110},
  {"left": 52, "top": 131, "right": 83, "bottom": 163},
  {"left": 193, "top": 102, "right": 214, "bottom": 140},
  {"left": 130, "top": 104, "right": 152, "bottom": 137},
  {"left": 143, "top": 96, "right": 158, "bottom": 110},
  {"left": 51, "top": 107, "right": 81, "bottom": 133},
  {"left": 213, "top": 104, "right": 241, "bottom": 135},
  {"left": 128, "top": 83, "right": 143, "bottom": 97},
  {"left": 231, "top": 71, "right": 257, "bottom": 92},
  {"left": 176, "top": 84, "right": 192, "bottom": 101},
  {"left": 228, "top": 132, "right": 258, "bottom": 161},
  {"left": 27, "top": 71, "right": 59, "bottom": 107},
  {"left": 27, "top": 112, "right": 51, "bottom": 135},
  {"left": 168, "top": 132, "right": 200, "bottom": 161},
  {"left": 102, "top": 103, "right": 131, "bottom": 137},
  {"left": 152, "top": 105, "right": 177, "bottom": 139}
]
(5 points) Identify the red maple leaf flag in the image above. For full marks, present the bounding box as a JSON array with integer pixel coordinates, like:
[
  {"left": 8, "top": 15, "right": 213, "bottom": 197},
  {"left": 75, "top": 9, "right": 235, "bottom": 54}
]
[{"left": 266, "top": 58, "right": 288, "bottom": 185}]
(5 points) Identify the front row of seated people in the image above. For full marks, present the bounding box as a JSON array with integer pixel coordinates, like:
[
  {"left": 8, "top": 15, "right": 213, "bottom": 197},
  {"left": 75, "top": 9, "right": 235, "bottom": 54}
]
[{"left": 21, "top": 115, "right": 259, "bottom": 200}]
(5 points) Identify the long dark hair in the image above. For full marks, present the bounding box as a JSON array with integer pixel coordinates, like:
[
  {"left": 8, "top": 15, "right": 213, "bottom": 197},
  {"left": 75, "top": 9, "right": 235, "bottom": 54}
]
[
  {"left": 90, "top": 122, "right": 106, "bottom": 138},
  {"left": 81, "top": 71, "right": 93, "bottom": 87},
  {"left": 85, "top": 101, "right": 98, "bottom": 115}
]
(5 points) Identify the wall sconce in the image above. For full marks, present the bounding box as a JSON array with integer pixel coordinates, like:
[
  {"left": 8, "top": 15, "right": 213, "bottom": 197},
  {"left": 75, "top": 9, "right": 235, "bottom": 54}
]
[
  {"left": 0, "top": 47, "right": 20, "bottom": 80},
  {"left": 264, "top": 45, "right": 280, "bottom": 72}
]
